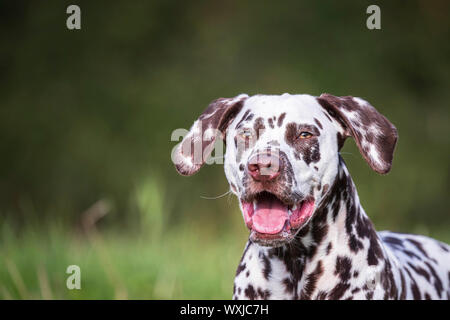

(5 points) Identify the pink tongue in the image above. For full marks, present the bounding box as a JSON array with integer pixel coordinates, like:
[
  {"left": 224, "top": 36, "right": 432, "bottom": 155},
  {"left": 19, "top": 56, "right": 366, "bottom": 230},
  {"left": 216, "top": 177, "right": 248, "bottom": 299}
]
[{"left": 252, "top": 197, "right": 289, "bottom": 234}]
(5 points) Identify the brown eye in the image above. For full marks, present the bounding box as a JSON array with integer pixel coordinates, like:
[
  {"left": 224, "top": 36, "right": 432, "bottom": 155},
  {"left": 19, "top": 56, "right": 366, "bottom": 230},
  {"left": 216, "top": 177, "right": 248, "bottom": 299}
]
[
  {"left": 298, "top": 131, "right": 313, "bottom": 139},
  {"left": 239, "top": 129, "right": 253, "bottom": 139}
]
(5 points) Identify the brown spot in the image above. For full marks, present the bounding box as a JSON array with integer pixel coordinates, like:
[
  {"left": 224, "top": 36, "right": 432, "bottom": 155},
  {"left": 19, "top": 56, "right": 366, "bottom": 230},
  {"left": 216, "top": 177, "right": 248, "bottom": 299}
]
[
  {"left": 329, "top": 282, "right": 351, "bottom": 300},
  {"left": 383, "top": 236, "right": 404, "bottom": 248},
  {"left": 411, "top": 281, "right": 421, "bottom": 300},
  {"left": 314, "top": 118, "right": 323, "bottom": 129},
  {"left": 300, "top": 261, "right": 323, "bottom": 299},
  {"left": 403, "top": 250, "right": 422, "bottom": 260},
  {"left": 399, "top": 271, "right": 407, "bottom": 299},
  {"left": 405, "top": 268, "right": 421, "bottom": 299},
  {"left": 326, "top": 242, "right": 332, "bottom": 255},
  {"left": 253, "top": 117, "right": 265, "bottom": 139},
  {"left": 235, "top": 109, "right": 251, "bottom": 129},
  {"left": 236, "top": 263, "right": 246, "bottom": 276},
  {"left": 351, "top": 288, "right": 360, "bottom": 294},
  {"left": 277, "top": 113, "right": 286, "bottom": 127},
  {"left": 283, "top": 277, "right": 295, "bottom": 294},
  {"left": 268, "top": 118, "right": 275, "bottom": 129},
  {"left": 424, "top": 261, "right": 443, "bottom": 297},
  {"left": 322, "top": 111, "right": 332, "bottom": 122},
  {"left": 408, "top": 262, "right": 430, "bottom": 282},
  {"left": 335, "top": 256, "right": 352, "bottom": 282},
  {"left": 257, "top": 288, "right": 271, "bottom": 299},
  {"left": 336, "top": 132, "right": 346, "bottom": 150},
  {"left": 367, "top": 233, "right": 383, "bottom": 266},
  {"left": 261, "top": 254, "right": 272, "bottom": 280},
  {"left": 365, "top": 291, "right": 374, "bottom": 300},
  {"left": 245, "top": 284, "right": 257, "bottom": 300},
  {"left": 407, "top": 238, "right": 432, "bottom": 260},
  {"left": 311, "top": 223, "right": 328, "bottom": 250}
]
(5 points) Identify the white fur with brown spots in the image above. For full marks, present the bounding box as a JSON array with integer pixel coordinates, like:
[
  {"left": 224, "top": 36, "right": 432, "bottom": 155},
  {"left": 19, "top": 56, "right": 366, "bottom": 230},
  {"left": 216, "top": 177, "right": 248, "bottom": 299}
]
[{"left": 174, "top": 93, "right": 450, "bottom": 300}]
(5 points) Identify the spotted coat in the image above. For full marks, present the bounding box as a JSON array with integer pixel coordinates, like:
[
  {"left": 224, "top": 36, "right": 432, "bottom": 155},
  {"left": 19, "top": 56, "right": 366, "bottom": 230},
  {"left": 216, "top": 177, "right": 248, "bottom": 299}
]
[{"left": 174, "top": 93, "right": 450, "bottom": 300}]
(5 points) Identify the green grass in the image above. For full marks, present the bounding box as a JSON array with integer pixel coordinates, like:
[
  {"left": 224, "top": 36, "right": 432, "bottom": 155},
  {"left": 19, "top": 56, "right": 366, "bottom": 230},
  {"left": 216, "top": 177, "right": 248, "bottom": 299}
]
[
  {"left": 0, "top": 177, "right": 250, "bottom": 299},
  {"left": 0, "top": 220, "right": 249, "bottom": 299},
  {"left": 1, "top": 217, "right": 448, "bottom": 300},
  {"left": 0, "top": 178, "right": 448, "bottom": 300}
]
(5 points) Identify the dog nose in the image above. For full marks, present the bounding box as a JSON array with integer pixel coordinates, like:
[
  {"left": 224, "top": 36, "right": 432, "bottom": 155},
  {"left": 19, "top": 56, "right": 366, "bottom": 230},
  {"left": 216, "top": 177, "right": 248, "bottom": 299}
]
[{"left": 247, "top": 152, "right": 282, "bottom": 181}]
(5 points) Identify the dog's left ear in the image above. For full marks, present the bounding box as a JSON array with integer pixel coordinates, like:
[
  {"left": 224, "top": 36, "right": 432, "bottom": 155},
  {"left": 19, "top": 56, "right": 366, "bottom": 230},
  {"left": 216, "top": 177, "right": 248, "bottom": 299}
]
[
  {"left": 317, "top": 93, "right": 398, "bottom": 174},
  {"left": 174, "top": 94, "right": 248, "bottom": 176}
]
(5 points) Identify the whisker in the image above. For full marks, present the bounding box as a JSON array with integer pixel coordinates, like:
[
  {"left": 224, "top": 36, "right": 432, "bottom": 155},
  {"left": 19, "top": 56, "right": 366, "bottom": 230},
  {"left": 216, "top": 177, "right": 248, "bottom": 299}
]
[
  {"left": 200, "top": 190, "right": 232, "bottom": 200},
  {"left": 227, "top": 191, "right": 234, "bottom": 205}
]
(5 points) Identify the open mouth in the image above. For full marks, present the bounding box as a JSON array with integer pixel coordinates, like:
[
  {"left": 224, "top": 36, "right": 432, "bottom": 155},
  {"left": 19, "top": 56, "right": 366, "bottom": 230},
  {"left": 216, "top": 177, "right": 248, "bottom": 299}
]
[{"left": 241, "top": 191, "right": 315, "bottom": 246}]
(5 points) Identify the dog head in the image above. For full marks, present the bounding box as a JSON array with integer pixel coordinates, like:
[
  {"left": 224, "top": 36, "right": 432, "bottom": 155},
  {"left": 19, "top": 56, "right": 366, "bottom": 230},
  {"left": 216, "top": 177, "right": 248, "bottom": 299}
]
[{"left": 174, "top": 93, "right": 397, "bottom": 247}]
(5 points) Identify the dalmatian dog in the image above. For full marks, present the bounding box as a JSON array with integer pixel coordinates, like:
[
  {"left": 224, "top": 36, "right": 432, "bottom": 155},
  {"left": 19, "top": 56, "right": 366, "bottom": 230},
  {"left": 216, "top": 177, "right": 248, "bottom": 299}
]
[{"left": 173, "top": 93, "right": 450, "bottom": 300}]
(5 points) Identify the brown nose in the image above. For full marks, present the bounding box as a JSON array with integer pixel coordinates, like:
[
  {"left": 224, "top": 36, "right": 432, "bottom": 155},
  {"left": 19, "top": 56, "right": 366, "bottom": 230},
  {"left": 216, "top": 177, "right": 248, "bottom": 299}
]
[{"left": 247, "top": 152, "right": 282, "bottom": 181}]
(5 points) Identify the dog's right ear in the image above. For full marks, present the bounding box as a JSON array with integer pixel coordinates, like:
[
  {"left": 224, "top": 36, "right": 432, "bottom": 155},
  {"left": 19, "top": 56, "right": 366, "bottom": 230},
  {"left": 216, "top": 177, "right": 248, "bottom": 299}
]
[{"left": 173, "top": 94, "right": 248, "bottom": 176}]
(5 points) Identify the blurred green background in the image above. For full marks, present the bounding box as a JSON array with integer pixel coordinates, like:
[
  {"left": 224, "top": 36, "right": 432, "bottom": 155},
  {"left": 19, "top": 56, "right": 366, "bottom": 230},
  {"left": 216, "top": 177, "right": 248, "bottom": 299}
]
[{"left": 0, "top": 0, "right": 449, "bottom": 299}]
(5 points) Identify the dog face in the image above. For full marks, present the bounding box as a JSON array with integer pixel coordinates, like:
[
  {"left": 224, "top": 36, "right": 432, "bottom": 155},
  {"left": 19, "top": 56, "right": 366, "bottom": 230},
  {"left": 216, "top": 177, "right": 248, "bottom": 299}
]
[
  {"left": 223, "top": 94, "right": 341, "bottom": 246},
  {"left": 174, "top": 93, "right": 397, "bottom": 247}
]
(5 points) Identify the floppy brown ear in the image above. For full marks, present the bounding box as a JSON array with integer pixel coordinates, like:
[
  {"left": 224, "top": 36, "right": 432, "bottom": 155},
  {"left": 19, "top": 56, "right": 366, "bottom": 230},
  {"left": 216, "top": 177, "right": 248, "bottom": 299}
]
[
  {"left": 317, "top": 93, "right": 398, "bottom": 174},
  {"left": 173, "top": 94, "right": 248, "bottom": 176}
]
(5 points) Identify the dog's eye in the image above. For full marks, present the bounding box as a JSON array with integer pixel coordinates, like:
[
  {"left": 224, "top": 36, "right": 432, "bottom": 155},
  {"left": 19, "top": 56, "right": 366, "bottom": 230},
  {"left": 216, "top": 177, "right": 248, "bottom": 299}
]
[
  {"left": 298, "top": 131, "right": 313, "bottom": 139},
  {"left": 239, "top": 129, "right": 253, "bottom": 139}
]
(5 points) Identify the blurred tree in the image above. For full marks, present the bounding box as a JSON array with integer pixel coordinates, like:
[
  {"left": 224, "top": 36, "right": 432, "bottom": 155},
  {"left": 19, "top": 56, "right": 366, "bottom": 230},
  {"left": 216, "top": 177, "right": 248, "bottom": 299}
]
[{"left": 0, "top": 0, "right": 448, "bottom": 233}]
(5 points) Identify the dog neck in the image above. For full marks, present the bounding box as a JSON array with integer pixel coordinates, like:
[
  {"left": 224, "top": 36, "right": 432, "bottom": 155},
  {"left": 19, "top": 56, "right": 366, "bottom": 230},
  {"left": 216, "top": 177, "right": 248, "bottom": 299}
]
[{"left": 234, "top": 157, "right": 398, "bottom": 300}]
